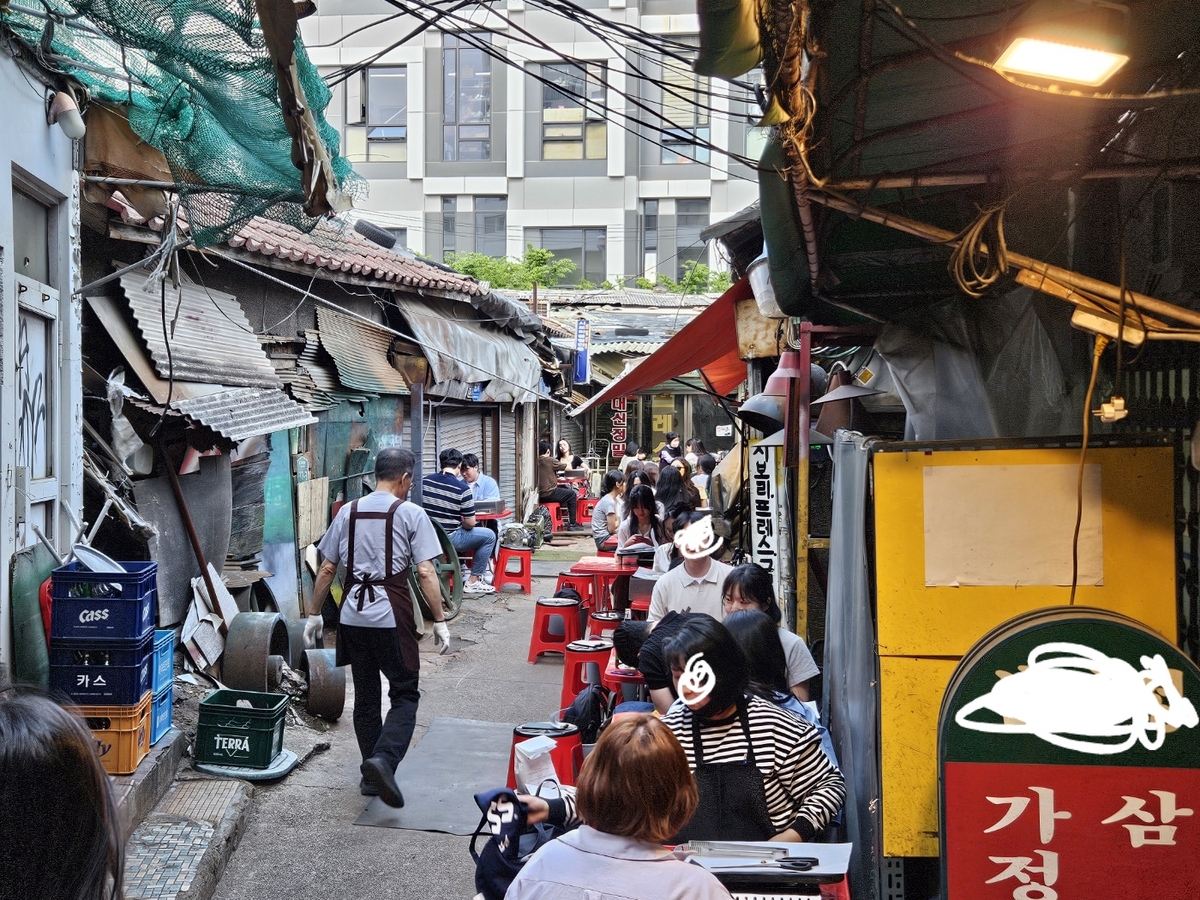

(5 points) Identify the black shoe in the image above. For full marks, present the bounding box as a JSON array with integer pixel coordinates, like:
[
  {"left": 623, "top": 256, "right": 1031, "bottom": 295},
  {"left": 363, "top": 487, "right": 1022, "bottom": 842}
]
[
  {"left": 360, "top": 756, "right": 404, "bottom": 808},
  {"left": 359, "top": 778, "right": 379, "bottom": 797},
  {"left": 565, "top": 523, "right": 589, "bottom": 533}
]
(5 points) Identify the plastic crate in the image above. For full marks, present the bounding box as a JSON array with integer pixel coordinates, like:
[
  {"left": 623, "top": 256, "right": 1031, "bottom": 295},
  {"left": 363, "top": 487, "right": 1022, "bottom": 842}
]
[
  {"left": 151, "top": 683, "right": 173, "bottom": 746},
  {"left": 75, "top": 692, "right": 152, "bottom": 775},
  {"left": 151, "top": 630, "right": 175, "bottom": 695},
  {"left": 194, "top": 690, "right": 287, "bottom": 769},
  {"left": 50, "top": 561, "right": 157, "bottom": 642},
  {"left": 49, "top": 631, "right": 153, "bottom": 705}
]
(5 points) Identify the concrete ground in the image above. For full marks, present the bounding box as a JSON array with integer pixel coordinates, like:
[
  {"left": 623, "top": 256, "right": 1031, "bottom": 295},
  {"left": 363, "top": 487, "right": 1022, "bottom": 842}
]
[{"left": 212, "top": 536, "right": 593, "bottom": 900}]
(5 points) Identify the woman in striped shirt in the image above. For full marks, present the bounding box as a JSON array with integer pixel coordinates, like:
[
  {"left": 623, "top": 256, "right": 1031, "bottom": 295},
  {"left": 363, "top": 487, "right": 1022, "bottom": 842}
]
[{"left": 661, "top": 616, "right": 845, "bottom": 842}]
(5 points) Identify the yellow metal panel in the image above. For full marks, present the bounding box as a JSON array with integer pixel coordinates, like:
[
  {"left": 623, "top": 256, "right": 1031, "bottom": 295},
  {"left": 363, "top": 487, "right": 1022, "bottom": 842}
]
[
  {"left": 874, "top": 446, "right": 1176, "bottom": 657},
  {"left": 880, "top": 656, "right": 960, "bottom": 858}
]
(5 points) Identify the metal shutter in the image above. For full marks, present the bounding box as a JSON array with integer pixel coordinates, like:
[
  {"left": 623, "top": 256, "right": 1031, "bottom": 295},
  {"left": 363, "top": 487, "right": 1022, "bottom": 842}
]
[
  {"left": 499, "top": 407, "right": 518, "bottom": 515},
  {"left": 438, "top": 406, "right": 483, "bottom": 460},
  {"left": 561, "top": 415, "right": 584, "bottom": 460},
  {"left": 421, "top": 398, "right": 438, "bottom": 479}
]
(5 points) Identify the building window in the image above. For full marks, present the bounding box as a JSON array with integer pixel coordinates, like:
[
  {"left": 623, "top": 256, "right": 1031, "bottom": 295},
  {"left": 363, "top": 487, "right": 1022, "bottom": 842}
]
[
  {"left": 443, "top": 33, "right": 492, "bottom": 161},
  {"left": 542, "top": 62, "right": 606, "bottom": 160},
  {"left": 642, "top": 200, "right": 658, "bottom": 280},
  {"left": 475, "top": 197, "right": 506, "bottom": 258},
  {"left": 443, "top": 197, "right": 457, "bottom": 257},
  {"left": 661, "top": 53, "right": 710, "bottom": 165},
  {"left": 535, "top": 228, "right": 606, "bottom": 286},
  {"left": 675, "top": 199, "right": 709, "bottom": 279},
  {"left": 345, "top": 67, "right": 408, "bottom": 163}
]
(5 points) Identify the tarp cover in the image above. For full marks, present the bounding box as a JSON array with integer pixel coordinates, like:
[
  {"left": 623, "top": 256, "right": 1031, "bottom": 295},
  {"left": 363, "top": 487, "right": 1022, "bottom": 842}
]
[{"left": 392, "top": 297, "right": 543, "bottom": 404}]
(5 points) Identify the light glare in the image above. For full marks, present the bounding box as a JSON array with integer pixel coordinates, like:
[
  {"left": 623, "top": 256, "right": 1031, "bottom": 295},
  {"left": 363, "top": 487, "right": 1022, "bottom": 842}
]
[{"left": 995, "top": 37, "right": 1129, "bottom": 86}]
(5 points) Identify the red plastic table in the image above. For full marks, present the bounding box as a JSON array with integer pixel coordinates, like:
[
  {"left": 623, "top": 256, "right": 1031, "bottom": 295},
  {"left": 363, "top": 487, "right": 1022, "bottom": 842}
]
[
  {"left": 567, "top": 556, "right": 638, "bottom": 612},
  {"left": 601, "top": 648, "right": 645, "bottom": 694}
]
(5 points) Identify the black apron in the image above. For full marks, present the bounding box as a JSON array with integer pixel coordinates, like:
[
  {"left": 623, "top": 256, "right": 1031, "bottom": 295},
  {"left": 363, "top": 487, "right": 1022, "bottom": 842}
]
[
  {"left": 671, "top": 705, "right": 775, "bottom": 843},
  {"left": 335, "top": 498, "right": 421, "bottom": 672}
]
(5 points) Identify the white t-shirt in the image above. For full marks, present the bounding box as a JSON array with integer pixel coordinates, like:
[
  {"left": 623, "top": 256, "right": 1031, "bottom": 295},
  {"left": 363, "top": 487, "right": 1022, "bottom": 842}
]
[
  {"left": 780, "top": 627, "right": 820, "bottom": 688},
  {"left": 317, "top": 491, "right": 441, "bottom": 628}
]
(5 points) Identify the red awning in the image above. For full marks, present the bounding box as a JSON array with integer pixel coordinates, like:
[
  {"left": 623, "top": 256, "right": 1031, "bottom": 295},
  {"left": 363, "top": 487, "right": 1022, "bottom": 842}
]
[{"left": 570, "top": 277, "right": 752, "bottom": 417}]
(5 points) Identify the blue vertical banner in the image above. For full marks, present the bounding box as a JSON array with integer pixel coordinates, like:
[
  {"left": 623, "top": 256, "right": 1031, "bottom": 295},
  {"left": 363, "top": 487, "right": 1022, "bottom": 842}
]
[{"left": 574, "top": 317, "right": 591, "bottom": 385}]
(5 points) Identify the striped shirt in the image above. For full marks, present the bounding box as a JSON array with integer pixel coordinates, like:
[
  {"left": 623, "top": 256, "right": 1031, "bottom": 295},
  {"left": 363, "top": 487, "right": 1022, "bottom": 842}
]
[
  {"left": 662, "top": 695, "right": 846, "bottom": 837},
  {"left": 421, "top": 472, "right": 474, "bottom": 532}
]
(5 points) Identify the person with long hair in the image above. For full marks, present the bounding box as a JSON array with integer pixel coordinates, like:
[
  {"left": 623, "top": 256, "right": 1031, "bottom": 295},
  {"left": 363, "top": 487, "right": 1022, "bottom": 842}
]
[
  {"left": 641, "top": 461, "right": 659, "bottom": 489},
  {"left": 617, "top": 485, "right": 667, "bottom": 549},
  {"left": 653, "top": 465, "right": 695, "bottom": 515},
  {"left": 658, "top": 432, "right": 682, "bottom": 466},
  {"left": 661, "top": 617, "right": 844, "bottom": 843},
  {"left": 721, "top": 564, "right": 819, "bottom": 701},
  {"left": 723, "top": 609, "right": 839, "bottom": 773},
  {"left": 556, "top": 439, "right": 585, "bottom": 471},
  {"left": 0, "top": 691, "right": 124, "bottom": 900},
  {"left": 509, "top": 715, "right": 730, "bottom": 899},
  {"left": 666, "top": 458, "right": 703, "bottom": 508},
  {"left": 591, "top": 470, "right": 626, "bottom": 551}
]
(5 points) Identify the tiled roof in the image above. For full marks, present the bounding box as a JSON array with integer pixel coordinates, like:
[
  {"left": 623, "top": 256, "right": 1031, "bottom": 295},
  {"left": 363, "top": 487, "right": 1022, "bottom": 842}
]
[{"left": 106, "top": 193, "right": 483, "bottom": 297}]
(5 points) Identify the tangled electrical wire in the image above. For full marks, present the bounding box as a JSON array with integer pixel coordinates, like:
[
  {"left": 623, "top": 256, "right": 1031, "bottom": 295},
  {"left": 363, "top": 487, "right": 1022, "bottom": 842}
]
[{"left": 948, "top": 200, "right": 1010, "bottom": 298}]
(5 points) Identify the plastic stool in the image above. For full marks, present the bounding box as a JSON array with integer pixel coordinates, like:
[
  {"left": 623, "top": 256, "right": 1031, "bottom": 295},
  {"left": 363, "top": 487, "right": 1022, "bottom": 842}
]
[
  {"left": 578, "top": 498, "right": 599, "bottom": 522},
  {"left": 560, "top": 639, "right": 612, "bottom": 709},
  {"left": 494, "top": 546, "right": 532, "bottom": 593},
  {"left": 506, "top": 721, "right": 584, "bottom": 789},
  {"left": 542, "top": 502, "right": 567, "bottom": 533},
  {"left": 554, "top": 573, "right": 594, "bottom": 606},
  {"left": 587, "top": 610, "right": 621, "bottom": 640},
  {"left": 528, "top": 598, "right": 582, "bottom": 663}
]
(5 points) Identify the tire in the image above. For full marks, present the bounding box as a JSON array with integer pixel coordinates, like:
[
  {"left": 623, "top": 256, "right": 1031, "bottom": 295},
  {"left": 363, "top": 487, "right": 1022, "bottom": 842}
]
[{"left": 409, "top": 521, "right": 465, "bottom": 622}]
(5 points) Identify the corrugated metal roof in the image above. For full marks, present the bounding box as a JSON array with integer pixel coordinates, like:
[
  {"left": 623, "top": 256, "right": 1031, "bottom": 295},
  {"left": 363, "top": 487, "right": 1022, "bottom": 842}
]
[
  {"left": 316, "top": 307, "right": 409, "bottom": 396},
  {"left": 498, "top": 288, "right": 721, "bottom": 309},
  {"left": 591, "top": 340, "right": 660, "bottom": 355},
  {"left": 170, "top": 388, "right": 316, "bottom": 441},
  {"left": 119, "top": 273, "right": 281, "bottom": 389}
]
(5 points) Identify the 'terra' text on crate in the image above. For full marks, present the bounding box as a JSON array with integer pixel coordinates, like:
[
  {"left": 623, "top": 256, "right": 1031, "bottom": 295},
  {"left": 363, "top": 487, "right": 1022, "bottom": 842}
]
[{"left": 214, "top": 735, "right": 250, "bottom": 755}]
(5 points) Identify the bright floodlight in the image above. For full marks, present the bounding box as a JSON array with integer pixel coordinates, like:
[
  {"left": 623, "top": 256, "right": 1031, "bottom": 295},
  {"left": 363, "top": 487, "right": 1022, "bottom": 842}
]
[{"left": 995, "top": 37, "right": 1129, "bottom": 86}]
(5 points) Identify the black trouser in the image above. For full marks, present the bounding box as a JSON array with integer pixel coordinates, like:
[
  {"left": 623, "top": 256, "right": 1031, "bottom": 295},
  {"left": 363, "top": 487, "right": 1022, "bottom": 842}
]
[
  {"left": 539, "top": 486, "right": 579, "bottom": 525},
  {"left": 339, "top": 623, "right": 420, "bottom": 771}
]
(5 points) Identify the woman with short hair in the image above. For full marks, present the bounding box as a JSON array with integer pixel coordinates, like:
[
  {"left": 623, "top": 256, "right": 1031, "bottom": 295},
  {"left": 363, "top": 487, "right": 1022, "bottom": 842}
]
[{"left": 506, "top": 714, "right": 730, "bottom": 900}]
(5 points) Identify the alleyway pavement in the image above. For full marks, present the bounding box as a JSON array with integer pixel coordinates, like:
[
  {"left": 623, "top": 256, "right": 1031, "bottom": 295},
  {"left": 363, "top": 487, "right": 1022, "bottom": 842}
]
[{"left": 211, "top": 536, "right": 592, "bottom": 900}]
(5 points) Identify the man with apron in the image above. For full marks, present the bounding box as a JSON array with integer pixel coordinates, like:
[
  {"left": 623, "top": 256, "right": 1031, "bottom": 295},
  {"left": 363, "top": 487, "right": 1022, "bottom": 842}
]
[{"left": 306, "top": 448, "right": 449, "bottom": 807}]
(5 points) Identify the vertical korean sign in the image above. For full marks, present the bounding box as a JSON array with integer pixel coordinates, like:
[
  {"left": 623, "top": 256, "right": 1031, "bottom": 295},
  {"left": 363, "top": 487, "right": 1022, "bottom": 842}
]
[
  {"left": 749, "top": 442, "right": 782, "bottom": 600},
  {"left": 940, "top": 608, "right": 1200, "bottom": 899},
  {"left": 610, "top": 397, "right": 628, "bottom": 460},
  {"left": 574, "top": 317, "right": 591, "bottom": 386}
]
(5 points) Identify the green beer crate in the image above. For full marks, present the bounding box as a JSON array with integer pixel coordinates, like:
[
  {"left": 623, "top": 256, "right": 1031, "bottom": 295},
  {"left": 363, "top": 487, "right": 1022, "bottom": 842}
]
[{"left": 194, "top": 690, "right": 287, "bottom": 769}]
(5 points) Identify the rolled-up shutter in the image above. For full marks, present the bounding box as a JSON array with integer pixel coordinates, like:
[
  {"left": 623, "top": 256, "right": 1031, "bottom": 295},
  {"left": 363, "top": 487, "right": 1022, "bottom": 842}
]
[{"left": 499, "top": 407, "right": 518, "bottom": 515}]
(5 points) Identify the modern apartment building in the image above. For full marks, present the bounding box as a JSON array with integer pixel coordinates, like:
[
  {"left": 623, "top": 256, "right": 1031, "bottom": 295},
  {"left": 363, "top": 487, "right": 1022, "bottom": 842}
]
[{"left": 301, "top": 0, "right": 761, "bottom": 286}]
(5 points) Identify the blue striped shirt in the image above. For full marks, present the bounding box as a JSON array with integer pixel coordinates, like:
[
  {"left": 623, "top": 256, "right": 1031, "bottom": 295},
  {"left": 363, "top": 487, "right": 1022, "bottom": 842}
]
[{"left": 421, "top": 472, "right": 474, "bottom": 532}]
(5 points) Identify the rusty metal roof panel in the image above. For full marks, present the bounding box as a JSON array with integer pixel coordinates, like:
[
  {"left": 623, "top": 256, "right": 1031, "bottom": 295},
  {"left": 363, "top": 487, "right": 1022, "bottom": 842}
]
[
  {"left": 119, "top": 273, "right": 281, "bottom": 389},
  {"left": 316, "top": 307, "right": 409, "bottom": 396},
  {"left": 171, "top": 388, "right": 316, "bottom": 441}
]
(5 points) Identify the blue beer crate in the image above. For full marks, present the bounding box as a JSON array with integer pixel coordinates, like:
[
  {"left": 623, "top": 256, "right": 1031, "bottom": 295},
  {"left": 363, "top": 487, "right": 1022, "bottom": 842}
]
[
  {"left": 151, "top": 630, "right": 175, "bottom": 695},
  {"left": 151, "top": 683, "right": 174, "bottom": 746},
  {"left": 50, "top": 560, "right": 157, "bottom": 642},
  {"left": 49, "top": 631, "right": 153, "bottom": 705}
]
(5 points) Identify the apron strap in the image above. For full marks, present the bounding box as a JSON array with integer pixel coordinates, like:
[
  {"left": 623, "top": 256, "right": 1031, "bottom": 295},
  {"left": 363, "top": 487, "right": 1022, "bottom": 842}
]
[
  {"left": 384, "top": 497, "right": 403, "bottom": 578},
  {"left": 689, "top": 702, "right": 757, "bottom": 769},
  {"left": 346, "top": 499, "right": 405, "bottom": 611}
]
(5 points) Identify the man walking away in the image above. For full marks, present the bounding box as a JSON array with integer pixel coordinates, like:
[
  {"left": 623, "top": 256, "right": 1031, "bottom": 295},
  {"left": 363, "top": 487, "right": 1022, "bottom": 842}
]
[
  {"left": 422, "top": 448, "right": 497, "bottom": 593},
  {"left": 536, "top": 439, "right": 587, "bottom": 531},
  {"left": 305, "top": 448, "right": 450, "bottom": 807}
]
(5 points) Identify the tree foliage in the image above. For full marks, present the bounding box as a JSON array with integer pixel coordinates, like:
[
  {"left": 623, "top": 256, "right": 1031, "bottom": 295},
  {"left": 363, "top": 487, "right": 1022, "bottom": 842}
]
[
  {"left": 444, "top": 244, "right": 576, "bottom": 289},
  {"left": 635, "top": 262, "right": 732, "bottom": 294}
]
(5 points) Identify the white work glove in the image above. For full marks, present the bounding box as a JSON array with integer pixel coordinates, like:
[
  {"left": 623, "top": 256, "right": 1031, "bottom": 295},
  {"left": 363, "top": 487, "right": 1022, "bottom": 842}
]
[
  {"left": 303, "top": 615, "right": 324, "bottom": 649},
  {"left": 432, "top": 621, "right": 451, "bottom": 655}
]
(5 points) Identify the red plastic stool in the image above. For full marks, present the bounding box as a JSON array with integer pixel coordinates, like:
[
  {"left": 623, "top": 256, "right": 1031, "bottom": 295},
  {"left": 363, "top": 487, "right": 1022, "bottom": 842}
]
[
  {"left": 560, "top": 639, "right": 612, "bottom": 708},
  {"left": 578, "top": 498, "right": 599, "bottom": 522},
  {"left": 494, "top": 546, "right": 532, "bottom": 593},
  {"left": 528, "top": 597, "right": 582, "bottom": 663},
  {"left": 506, "top": 721, "right": 584, "bottom": 789},
  {"left": 587, "top": 610, "right": 621, "bottom": 640},
  {"left": 554, "top": 573, "right": 594, "bottom": 606},
  {"left": 542, "top": 502, "right": 567, "bottom": 533}
]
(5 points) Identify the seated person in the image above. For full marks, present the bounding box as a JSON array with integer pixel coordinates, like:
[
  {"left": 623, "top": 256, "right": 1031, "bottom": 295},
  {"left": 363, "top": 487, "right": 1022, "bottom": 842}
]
[
  {"left": 721, "top": 564, "right": 818, "bottom": 701},
  {"left": 661, "top": 616, "right": 845, "bottom": 842},
  {"left": 555, "top": 438, "right": 586, "bottom": 472},
  {"left": 421, "top": 448, "right": 496, "bottom": 594},
  {"left": 536, "top": 440, "right": 585, "bottom": 530},
  {"left": 692, "top": 454, "right": 717, "bottom": 499},
  {"left": 724, "top": 609, "right": 839, "bottom": 773},
  {"left": 461, "top": 452, "right": 500, "bottom": 502},
  {"left": 647, "top": 510, "right": 732, "bottom": 624},
  {"left": 591, "top": 470, "right": 625, "bottom": 551},
  {"left": 507, "top": 714, "right": 730, "bottom": 900},
  {"left": 613, "top": 613, "right": 709, "bottom": 715},
  {"left": 618, "top": 442, "right": 646, "bottom": 473},
  {"left": 655, "top": 464, "right": 698, "bottom": 514},
  {"left": 0, "top": 690, "right": 125, "bottom": 900},
  {"left": 616, "top": 485, "right": 666, "bottom": 550}
]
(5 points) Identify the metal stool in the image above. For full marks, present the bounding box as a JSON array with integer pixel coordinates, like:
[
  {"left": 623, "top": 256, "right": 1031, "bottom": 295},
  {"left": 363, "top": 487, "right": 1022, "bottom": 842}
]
[
  {"left": 506, "top": 721, "right": 584, "bottom": 789},
  {"left": 528, "top": 597, "right": 581, "bottom": 663},
  {"left": 560, "top": 638, "right": 612, "bottom": 708},
  {"left": 494, "top": 546, "right": 533, "bottom": 593}
]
